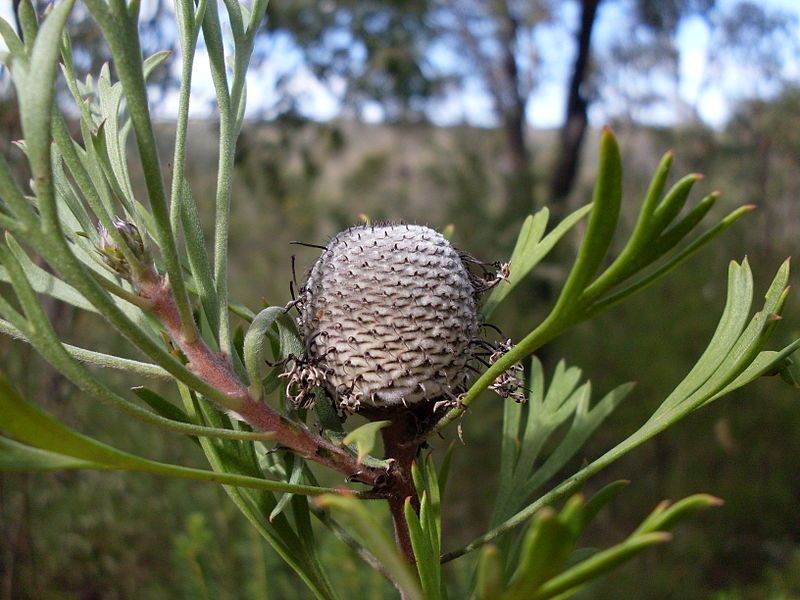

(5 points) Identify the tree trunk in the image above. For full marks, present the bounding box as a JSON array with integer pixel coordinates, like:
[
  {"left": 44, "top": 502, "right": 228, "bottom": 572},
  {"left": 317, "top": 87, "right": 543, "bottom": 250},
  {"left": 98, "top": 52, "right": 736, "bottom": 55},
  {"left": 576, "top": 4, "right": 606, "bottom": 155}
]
[
  {"left": 497, "top": 3, "right": 535, "bottom": 223},
  {"left": 549, "top": 0, "right": 602, "bottom": 210}
]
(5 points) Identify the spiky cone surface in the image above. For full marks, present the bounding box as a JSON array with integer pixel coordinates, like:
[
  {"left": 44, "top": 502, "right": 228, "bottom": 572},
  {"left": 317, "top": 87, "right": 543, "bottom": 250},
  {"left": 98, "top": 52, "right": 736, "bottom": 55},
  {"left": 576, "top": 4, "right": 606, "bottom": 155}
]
[{"left": 300, "top": 224, "right": 480, "bottom": 411}]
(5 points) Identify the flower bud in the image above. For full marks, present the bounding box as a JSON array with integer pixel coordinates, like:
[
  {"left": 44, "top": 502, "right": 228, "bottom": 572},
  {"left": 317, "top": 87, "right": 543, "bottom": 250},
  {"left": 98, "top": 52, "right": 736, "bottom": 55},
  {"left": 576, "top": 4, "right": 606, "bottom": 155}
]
[{"left": 96, "top": 218, "right": 149, "bottom": 279}]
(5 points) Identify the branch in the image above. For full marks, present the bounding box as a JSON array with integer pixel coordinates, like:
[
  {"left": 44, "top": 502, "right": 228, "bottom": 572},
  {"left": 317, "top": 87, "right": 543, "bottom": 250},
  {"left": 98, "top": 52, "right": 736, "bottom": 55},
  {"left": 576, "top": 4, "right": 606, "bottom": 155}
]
[{"left": 137, "top": 275, "right": 388, "bottom": 487}]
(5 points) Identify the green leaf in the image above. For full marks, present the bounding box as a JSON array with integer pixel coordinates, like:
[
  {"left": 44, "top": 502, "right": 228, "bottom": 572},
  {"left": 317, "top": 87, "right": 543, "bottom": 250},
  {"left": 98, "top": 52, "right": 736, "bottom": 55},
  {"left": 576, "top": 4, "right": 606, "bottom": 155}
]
[
  {"left": 778, "top": 348, "right": 800, "bottom": 388},
  {"left": 0, "top": 317, "right": 169, "bottom": 379},
  {"left": 589, "top": 206, "right": 754, "bottom": 314},
  {"left": 437, "top": 441, "right": 455, "bottom": 495},
  {"left": 0, "top": 18, "right": 25, "bottom": 58},
  {"left": 557, "top": 129, "right": 622, "bottom": 307},
  {"left": 343, "top": 420, "right": 391, "bottom": 463},
  {"left": 523, "top": 382, "right": 635, "bottom": 497},
  {"left": 651, "top": 173, "right": 703, "bottom": 234},
  {"left": 578, "top": 481, "right": 629, "bottom": 534},
  {"left": 1, "top": 236, "right": 97, "bottom": 312},
  {"left": 483, "top": 204, "right": 591, "bottom": 319},
  {"left": 583, "top": 177, "right": 708, "bottom": 299},
  {"left": 180, "top": 180, "right": 220, "bottom": 338},
  {"left": 651, "top": 193, "right": 717, "bottom": 258},
  {"left": 446, "top": 260, "right": 792, "bottom": 563},
  {"left": 315, "top": 494, "right": 423, "bottom": 600},
  {"left": 17, "top": 0, "right": 38, "bottom": 56},
  {"left": 405, "top": 497, "right": 442, "bottom": 600},
  {"left": 132, "top": 387, "right": 195, "bottom": 427},
  {"left": 52, "top": 145, "right": 97, "bottom": 238},
  {"left": 504, "top": 508, "right": 576, "bottom": 600},
  {"left": 634, "top": 494, "right": 723, "bottom": 536},
  {"left": 529, "top": 532, "right": 671, "bottom": 600},
  {"left": 476, "top": 545, "right": 505, "bottom": 600},
  {"left": 142, "top": 49, "right": 172, "bottom": 79},
  {"left": 639, "top": 151, "right": 673, "bottom": 222},
  {"left": 0, "top": 241, "right": 253, "bottom": 433},
  {"left": 244, "top": 306, "right": 286, "bottom": 398},
  {"left": 0, "top": 154, "right": 36, "bottom": 227},
  {"left": 0, "top": 372, "right": 334, "bottom": 496},
  {"left": 0, "top": 436, "right": 103, "bottom": 471},
  {"left": 95, "top": 64, "right": 137, "bottom": 209},
  {"left": 174, "top": 385, "right": 339, "bottom": 600},
  {"left": 270, "top": 455, "right": 305, "bottom": 522},
  {"left": 492, "top": 357, "right": 633, "bottom": 528},
  {"left": 16, "top": 0, "right": 75, "bottom": 211}
]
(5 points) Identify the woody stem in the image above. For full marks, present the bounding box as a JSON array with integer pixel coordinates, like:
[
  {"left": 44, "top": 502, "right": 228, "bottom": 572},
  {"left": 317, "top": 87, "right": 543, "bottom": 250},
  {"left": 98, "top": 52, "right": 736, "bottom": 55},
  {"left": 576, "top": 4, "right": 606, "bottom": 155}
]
[{"left": 140, "top": 275, "right": 387, "bottom": 487}]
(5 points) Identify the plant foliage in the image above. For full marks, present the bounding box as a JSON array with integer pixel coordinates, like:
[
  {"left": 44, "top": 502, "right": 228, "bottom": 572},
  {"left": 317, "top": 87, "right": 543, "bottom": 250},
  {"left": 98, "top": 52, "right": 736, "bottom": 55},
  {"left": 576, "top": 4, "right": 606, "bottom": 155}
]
[{"left": 0, "top": 2, "right": 798, "bottom": 598}]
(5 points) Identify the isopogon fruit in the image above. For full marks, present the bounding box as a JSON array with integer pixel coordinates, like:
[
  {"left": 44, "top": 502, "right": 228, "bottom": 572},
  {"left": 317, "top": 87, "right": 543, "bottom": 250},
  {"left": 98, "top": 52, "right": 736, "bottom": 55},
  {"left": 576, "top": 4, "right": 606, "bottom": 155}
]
[{"left": 298, "top": 224, "right": 481, "bottom": 411}]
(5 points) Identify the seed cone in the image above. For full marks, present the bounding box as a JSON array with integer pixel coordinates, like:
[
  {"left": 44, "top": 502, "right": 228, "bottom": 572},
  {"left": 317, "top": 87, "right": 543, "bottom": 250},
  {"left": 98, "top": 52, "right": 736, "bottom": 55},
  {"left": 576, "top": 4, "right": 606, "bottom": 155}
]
[{"left": 299, "top": 224, "right": 479, "bottom": 411}]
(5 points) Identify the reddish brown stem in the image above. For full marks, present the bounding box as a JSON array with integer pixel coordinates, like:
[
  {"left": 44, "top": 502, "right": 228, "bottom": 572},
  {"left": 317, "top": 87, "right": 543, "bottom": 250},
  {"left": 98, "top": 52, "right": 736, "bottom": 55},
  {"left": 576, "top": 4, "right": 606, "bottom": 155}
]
[
  {"left": 139, "top": 276, "right": 387, "bottom": 487},
  {"left": 380, "top": 414, "right": 424, "bottom": 569}
]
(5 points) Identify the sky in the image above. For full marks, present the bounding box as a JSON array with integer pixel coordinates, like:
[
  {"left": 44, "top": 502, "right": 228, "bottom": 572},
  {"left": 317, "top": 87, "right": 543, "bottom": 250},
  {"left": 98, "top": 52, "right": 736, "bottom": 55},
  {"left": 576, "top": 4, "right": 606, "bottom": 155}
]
[{"left": 2, "top": 0, "right": 799, "bottom": 129}]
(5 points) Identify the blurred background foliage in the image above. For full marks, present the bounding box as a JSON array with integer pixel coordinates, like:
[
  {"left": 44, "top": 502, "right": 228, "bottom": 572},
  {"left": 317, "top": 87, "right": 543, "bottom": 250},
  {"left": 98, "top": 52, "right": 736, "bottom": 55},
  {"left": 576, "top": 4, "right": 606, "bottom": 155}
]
[{"left": 1, "top": 0, "right": 800, "bottom": 598}]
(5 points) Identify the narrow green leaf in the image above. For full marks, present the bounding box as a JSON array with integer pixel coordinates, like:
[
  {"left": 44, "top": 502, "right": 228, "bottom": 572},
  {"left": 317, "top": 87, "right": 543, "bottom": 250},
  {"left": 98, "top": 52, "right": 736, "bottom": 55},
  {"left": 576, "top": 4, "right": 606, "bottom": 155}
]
[
  {"left": 1, "top": 236, "right": 97, "bottom": 312},
  {"left": 654, "top": 260, "right": 753, "bottom": 414},
  {"left": 444, "top": 260, "right": 792, "bottom": 563},
  {"left": 132, "top": 387, "right": 194, "bottom": 427},
  {"left": 17, "top": 0, "right": 38, "bottom": 56},
  {"left": 270, "top": 455, "right": 305, "bottom": 522},
  {"left": 0, "top": 318, "right": 169, "bottom": 379},
  {"left": 437, "top": 441, "right": 455, "bottom": 494},
  {"left": 179, "top": 381, "right": 338, "bottom": 600},
  {"left": 634, "top": 494, "right": 723, "bottom": 536},
  {"left": 52, "top": 146, "right": 97, "bottom": 237},
  {"left": 476, "top": 545, "right": 505, "bottom": 600},
  {"left": 483, "top": 210, "right": 548, "bottom": 317},
  {"left": 405, "top": 497, "right": 441, "bottom": 600},
  {"left": 557, "top": 494, "right": 587, "bottom": 540},
  {"left": 0, "top": 372, "right": 333, "bottom": 495},
  {"left": 678, "top": 260, "right": 790, "bottom": 409},
  {"left": 0, "top": 241, "right": 248, "bottom": 431},
  {"left": 652, "top": 193, "right": 718, "bottom": 256},
  {"left": 578, "top": 480, "right": 629, "bottom": 534},
  {"left": 583, "top": 188, "right": 714, "bottom": 300},
  {"left": 716, "top": 341, "right": 800, "bottom": 401},
  {"left": 0, "top": 436, "right": 103, "bottom": 471},
  {"left": 17, "top": 0, "right": 76, "bottom": 219},
  {"left": 180, "top": 180, "right": 220, "bottom": 337},
  {"left": 651, "top": 173, "right": 703, "bottom": 234},
  {"left": 343, "top": 420, "right": 391, "bottom": 463},
  {"left": 505, "top": 508, "right": 576, "bottom": 600},
  {"left": 0, "top": 18, "right": 25, "bottom": 58},
  {"left": 314, "top": 391, "right": 346, "bottom": 444},
  {"left": 243, "top": 306, "right": 285, "bottom": 398},
  {"left": 522, "top": 382, "right": 634, "bottom": 500},
  {"left": 315, "top": 494, "right": 423, "bottom": 600},
  {"left": 0, "top": 146, "right": 37, "bottom": 226},
  {"left": 424, "top": 454, "right": 443, "bottom": 549},
  {"left": 590, "top": 206, "right": 754, "bottom": 314},
  {"left": 142, "top": 50, "right": 172, "bottom": 79},
  {"left": 96, "top": 65, "right": 136, "bottom": 208},
  {"left": 530, "top": 532, "right": 671, "bottom": 599},
  {"left": 557, "top": 130, "right": 622, "bottom": 306},
  {"left": 640, "top": 151, "right": 674, "bottom": 219}
]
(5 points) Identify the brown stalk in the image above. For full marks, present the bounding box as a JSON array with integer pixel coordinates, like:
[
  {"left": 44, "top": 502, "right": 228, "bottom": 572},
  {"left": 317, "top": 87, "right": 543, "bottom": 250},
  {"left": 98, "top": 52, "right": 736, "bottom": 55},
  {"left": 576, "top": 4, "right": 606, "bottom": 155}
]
[
  {"left": 368, "top": 403, "right": 438, "bottom": 568},
  {"left": 137, "top": 274, "right": 389, "bottom": 488}
]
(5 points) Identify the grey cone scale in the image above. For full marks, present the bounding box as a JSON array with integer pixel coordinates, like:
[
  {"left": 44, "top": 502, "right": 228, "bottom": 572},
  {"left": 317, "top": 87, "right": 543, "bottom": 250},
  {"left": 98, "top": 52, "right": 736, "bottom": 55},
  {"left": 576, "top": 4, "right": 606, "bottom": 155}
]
[{"left": 299, "top": 224, "right": 480, "bottom": 410}]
